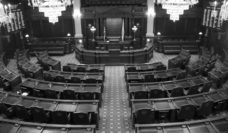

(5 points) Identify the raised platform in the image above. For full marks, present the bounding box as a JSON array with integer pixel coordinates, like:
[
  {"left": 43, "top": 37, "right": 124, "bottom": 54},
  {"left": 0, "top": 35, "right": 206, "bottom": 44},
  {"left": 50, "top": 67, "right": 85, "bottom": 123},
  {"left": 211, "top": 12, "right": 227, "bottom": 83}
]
[{"left": 75, "top": 43, "right": 153, "bottom": 65}]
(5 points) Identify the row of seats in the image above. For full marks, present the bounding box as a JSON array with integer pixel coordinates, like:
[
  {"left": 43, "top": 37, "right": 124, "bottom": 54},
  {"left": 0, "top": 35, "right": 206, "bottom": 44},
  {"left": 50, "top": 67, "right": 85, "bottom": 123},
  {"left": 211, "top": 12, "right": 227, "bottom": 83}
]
[
  {"left": 43, "top": 70, "right": 104, "bottom": 84},
  {"left": 126, "top": 68, "right": 186, "bottom": 83},
  {"left": 35, "top": 51, "right": 61, "bottom": 71},
  {"left": 131, "top": 88, "right": 228, "bottom": 124},
  {"left": 15, "top": 49, "right": 43, "bottom": 79},
  {"left": 135, "top": 115, "right": 228, "bottom": 133},
  {"left": 128, "top": 76, "right": 211, "bottom": 99},
  {"left": 208, "top": 66, "right": 228, "bottom": 88},
  {"left": 124, "top": 62, "right": 167, "bottom": 72},
  {"left": 168, "top": 49, "right": 191, "bottom": 69},
  {"left": 20, "top": 78, "right": 102, "bottom": 101},
  {"left": 63, "top": 63, "right": 105, "bottom": 73},
  {"left": 0, "top": 53, "right": 22, "bottom": 88},
  {"left": 0, "top": 90, "right": 99, "bottom": 126},
  {"left": 0, "top": 118, "right": 96, "bottom": 133},
  {"left": 187, "top": 48, "right": 217, "bottom": 76}
]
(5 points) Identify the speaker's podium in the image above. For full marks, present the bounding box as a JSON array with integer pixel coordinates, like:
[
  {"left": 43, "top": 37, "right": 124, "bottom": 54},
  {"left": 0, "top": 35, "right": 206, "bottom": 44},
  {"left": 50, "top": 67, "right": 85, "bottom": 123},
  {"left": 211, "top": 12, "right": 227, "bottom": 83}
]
[
  {"left": 96, "top": 36, "right": 132, "bottom": 50},
  {"left": 75, "top": 36, "right": 153, "bottom": 65}
]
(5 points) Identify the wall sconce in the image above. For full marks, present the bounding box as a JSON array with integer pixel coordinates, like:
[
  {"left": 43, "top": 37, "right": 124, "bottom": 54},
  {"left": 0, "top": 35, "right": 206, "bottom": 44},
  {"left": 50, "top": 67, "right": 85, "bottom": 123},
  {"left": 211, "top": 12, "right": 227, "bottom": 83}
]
[
  {"left": 132, "top": 25, "right": 138, "bottom": 41},
  {"left": 90, "top": 26, "right": 96, "bottom": 41},
  {"left": 198, "top": 32, "right": 203, "bottom": 40},
  {"left": 157, "top": 32, "right": 161, "bottom": 40},
  {"left": 67, "top": 33, "right": 71, "bottom": 37}
]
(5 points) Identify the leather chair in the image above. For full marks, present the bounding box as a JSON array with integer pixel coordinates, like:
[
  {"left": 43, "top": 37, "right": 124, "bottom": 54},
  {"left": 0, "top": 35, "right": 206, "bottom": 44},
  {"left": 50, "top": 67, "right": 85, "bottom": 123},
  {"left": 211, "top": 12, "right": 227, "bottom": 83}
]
[
  {"left": 133, "top": 91, "right": 148, "bottom": 99},
  {"left": 61, "top": 90, "right": 76, "bottom": 100},
  {"left": 84, "top": 78, "right": 97, "bottom": 84},
  {"left": 197, "top": 101, "right": 214, "bottom": 117},
  {"left": 54, "top": 75, "right": 65, "bottom": 83},
  {"left": 3, "top": 81, "right": 11, "bottom": 92},
  {"left": 62, "top": 66, "right": 71, "bottom": 72},
  {"left": 70, "top": 77, "right": 81, "bottom": 83},
  {"left": 30, "top": 106, "right": 49, "bottom": 123},
  {"left": 79, "top": 92, "right": 95, "bottom": 100},
  {"left": 12, "top": 105, "right": 31, "bottom": 121},
  {"left": 127, "top": 67, "right": 137, "bottom": 72},
  {"left": 188, "top": 86, "right": 200, "bottom": 95},
  {"left": 71, "top": 112, "right": 91, "bottom": 125},
  {"left": 177, "top": 105, "right": 196, "bottom": 121},
  {"left": 32, "top": 89, "right": 45, "bottom": 98},
  {"left": 77, "top": 67, "right": 86, "bottom": 72},
  {"left": 149, "top": 89, "right": 167, "bottom": 98},
  {"left": 134, "top": 109, "right": 155, "bottom": 124},
  {"left": 51, "top": 111, "right": 69, "bottom": 124},
  {"left": 144, "top": 75, "right": 155, "bottom": 82},
  {"left": 43, "top": 73, "right": 53, "bottom": 81},
  {"left": 170, "top": 87, "right": 184, "bottom": 97},
  {"left": 44, "top": 89, "right": 59, "bottom": 99},
  {"left": 201, "top": 82, "right": 212, "bottom": 93}
]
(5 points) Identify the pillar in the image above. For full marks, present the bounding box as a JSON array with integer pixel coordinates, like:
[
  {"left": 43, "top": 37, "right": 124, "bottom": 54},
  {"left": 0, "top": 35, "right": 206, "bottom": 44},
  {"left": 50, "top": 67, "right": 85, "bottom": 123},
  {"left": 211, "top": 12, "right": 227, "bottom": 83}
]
[
  {"left": 73, "top": 0, "right": 83, "bottom": 39},
  {"left": 146, "top": 0, "right": 155, "bottom": 38}
]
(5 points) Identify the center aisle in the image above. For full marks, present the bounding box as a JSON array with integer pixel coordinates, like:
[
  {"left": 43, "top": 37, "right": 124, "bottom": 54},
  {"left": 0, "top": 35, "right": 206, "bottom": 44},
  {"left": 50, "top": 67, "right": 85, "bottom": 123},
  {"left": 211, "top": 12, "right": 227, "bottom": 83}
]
[{"left": 98, "top": 66, "right": 133, "bottom": 133}]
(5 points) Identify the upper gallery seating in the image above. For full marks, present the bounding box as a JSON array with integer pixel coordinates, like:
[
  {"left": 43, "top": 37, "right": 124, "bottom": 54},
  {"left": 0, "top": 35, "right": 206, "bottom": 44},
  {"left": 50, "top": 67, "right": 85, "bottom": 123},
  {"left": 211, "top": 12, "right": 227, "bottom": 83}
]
[
  {"left": 124, "top": 62, "right": 167, "bottom": 72},
  {"left": 131, "top": 88, "right": 228, "bottom": 125},
  {"left": 0, "top": 53, "right": 22, "bottom": 91},
  {"left": 0, "top": 90, "right": 99, "bottom": 127},
  {"left": 28, "top": 37, "right": 74, "bottom": 55},
  {"left": 20, "top": 78, "right": 102, "bottom": 102},
  {"left": 43, "top": 70, "right": 104, "bottom": 84},
  {"left": 15, "top": 49, "right": 43, "bottom": 79},
  {"left": 187, "top": 47, "right": 217, "bottom": 76},
  {"left": 168, "top": 49, "right": 191, "bottom": 69},
  {"left": 155, "top": 36, "right": 199, "bottom": 54},
  {"left": 35, "top": 51, "right": 61, "bottom": 71},
  {"left": 128, "top": 76, "right": 211, "bottom": 99},
  {"left": 135, "top": 115, "right": 228, "bottom": 133},
  {"left": 126, "top": 68, "right": 186, "bottom": 83},
  {"left": 63, "top": 63, "right": 105, "bottom": 73}
]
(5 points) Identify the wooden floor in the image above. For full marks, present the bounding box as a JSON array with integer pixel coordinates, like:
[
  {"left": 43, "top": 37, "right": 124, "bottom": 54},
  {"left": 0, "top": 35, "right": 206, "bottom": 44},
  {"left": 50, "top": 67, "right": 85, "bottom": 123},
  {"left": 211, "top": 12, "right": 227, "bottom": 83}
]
[{"left": 8, "top": 50, "right": 228, "bottom": 133}]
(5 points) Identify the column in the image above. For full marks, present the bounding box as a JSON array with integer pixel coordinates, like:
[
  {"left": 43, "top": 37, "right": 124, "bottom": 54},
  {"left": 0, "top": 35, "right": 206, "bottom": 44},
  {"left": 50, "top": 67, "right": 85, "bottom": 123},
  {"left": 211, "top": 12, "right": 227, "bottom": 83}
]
[
  {"left": 146, "top": 0, "right": 155, "bottom": 38},
  {"left": 73, "top": 0, "right": 83, "bottom": 39}
]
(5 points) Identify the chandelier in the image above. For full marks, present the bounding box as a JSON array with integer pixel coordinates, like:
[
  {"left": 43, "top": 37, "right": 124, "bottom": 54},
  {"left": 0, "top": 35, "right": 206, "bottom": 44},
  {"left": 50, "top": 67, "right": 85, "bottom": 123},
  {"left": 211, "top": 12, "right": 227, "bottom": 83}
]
[
  {"left": 156, "top": 0, "right": 199, "bottom": 22},
  {"left": 0, "top": 3, "right": 12, "bottom": 26},
  {"left": 220, "top": 0, "right": 228, "bottom": 22},
  {"left": 29, "top": 0, "right": 72, "bottom": 24}
]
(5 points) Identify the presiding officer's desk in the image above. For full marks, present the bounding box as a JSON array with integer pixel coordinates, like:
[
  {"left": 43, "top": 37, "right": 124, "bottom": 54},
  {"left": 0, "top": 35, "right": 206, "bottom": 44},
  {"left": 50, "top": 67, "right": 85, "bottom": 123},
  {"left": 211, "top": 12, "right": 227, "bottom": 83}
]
[{"left": 75, "top": 43, "right": 153, "bottom": 65}]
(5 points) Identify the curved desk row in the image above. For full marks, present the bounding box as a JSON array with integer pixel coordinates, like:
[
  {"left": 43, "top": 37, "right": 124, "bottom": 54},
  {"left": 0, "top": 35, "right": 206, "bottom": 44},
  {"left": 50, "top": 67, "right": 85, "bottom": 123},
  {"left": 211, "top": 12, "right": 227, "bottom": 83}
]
[
  {"left": 75, "top": 44, "right": 153, "bottom": 65},
  {"left": 0, "top": 90, "right": 99, "bottom": 126},
  {"left": 135, "top": 115, "right": 228, "bottom": 133},
  {"left": 20, "top": 78, "right": 103, "bottom": 102},
  {"left": 128, "top": 76, "right": 211, "bottom": 99},
  {"left": 124, "top": 62, "right": 166, "bottom": 72},
  {"left": 0, "top": 118, "right": 96, "bottom": 133},
  {"left": 131, "top": 88, "right": 228, "bottom": 125}
]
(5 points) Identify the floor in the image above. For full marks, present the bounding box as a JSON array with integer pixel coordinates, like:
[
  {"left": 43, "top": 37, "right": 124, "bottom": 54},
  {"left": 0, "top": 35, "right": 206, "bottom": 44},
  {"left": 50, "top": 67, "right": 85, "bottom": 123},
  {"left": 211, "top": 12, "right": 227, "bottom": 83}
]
[{"left": 6, "top": 50, "right": 202, "bottom": 133}]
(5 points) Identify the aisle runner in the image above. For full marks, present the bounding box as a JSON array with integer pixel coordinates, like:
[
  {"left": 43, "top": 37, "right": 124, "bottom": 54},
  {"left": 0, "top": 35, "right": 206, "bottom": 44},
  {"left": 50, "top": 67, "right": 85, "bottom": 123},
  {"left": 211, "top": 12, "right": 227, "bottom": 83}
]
[{"left": 98, "top": 66, "right": 133, "bottom": 133}]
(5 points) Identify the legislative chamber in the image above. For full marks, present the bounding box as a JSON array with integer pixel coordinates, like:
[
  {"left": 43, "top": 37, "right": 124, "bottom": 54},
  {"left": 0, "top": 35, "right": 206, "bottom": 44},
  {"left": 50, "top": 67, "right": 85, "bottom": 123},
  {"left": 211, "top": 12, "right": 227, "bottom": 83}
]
[{"left": 0, "top": 0, "right": 228, "bottom": 133}]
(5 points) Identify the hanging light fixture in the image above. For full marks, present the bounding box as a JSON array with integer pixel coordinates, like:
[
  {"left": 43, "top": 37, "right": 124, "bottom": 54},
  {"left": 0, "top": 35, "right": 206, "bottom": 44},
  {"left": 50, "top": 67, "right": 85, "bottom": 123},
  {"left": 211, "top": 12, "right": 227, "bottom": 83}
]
[
  {"left": 156, "top": 0, "right": 199, "bottom": 22},
  {"left": 0, "top": 2, "right": 12, "bottom": 26},
  {"left": 28, "top": 0, "right": 72, "bottom": 24},
  {"left": 219, "top": 0, "right": 228, "bottom": 22}
]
